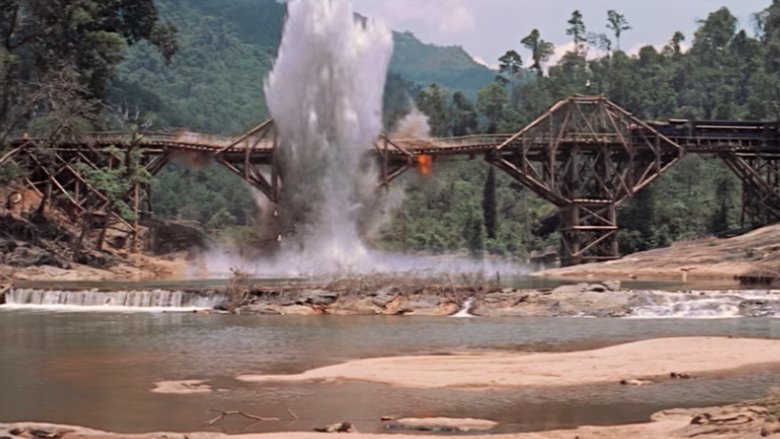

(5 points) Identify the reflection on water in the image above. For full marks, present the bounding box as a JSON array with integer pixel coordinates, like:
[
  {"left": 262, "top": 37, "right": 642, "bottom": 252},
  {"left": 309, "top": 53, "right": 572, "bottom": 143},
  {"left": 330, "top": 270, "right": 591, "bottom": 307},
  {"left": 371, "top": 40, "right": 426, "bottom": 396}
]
[{"left": 2, "top": 311, "right": 780, "bottom": 434}]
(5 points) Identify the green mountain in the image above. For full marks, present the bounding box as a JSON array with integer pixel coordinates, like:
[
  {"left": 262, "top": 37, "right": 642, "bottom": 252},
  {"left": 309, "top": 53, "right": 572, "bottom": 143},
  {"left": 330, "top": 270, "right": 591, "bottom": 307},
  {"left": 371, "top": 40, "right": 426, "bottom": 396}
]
[
  {"left": 114, "top": 0, "right": 284, "bottom": 134},
  {"left": 390, "top": 31, "right": 495, "bottom": 96},
  {"left": 113, "top": 0, "right": 495, "bottom": 134}
]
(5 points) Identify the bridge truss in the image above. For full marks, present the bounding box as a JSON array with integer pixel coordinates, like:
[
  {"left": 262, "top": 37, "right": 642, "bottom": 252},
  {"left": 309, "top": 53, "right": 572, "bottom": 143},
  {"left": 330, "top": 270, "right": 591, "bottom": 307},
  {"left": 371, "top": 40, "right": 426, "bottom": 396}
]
[
  {"left": 3, "top": 96, "right": 779, "bottom": 266},
  {"left": 488, "top": 96, "right": 684, "bottom": 265}
]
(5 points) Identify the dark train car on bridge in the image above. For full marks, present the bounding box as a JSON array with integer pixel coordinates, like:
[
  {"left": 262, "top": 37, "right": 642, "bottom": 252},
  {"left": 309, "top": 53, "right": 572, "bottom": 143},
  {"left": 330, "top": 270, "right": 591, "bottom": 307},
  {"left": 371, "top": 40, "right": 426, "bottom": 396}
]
[{"left": 645, "top": 119, "right": 779, "bottom": 145}]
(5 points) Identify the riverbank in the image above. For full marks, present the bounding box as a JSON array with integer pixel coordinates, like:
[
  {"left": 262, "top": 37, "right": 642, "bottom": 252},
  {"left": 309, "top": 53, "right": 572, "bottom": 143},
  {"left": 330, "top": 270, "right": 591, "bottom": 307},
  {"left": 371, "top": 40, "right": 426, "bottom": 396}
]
[
  {"left": 538, "top": 224, "right": 780, "bottom": 284},
  {"left": 0, "top": 212, "right": 195, "bottom": 284},
  {"left": 0, "top": 252, "right": 187, "bottom": 283}
]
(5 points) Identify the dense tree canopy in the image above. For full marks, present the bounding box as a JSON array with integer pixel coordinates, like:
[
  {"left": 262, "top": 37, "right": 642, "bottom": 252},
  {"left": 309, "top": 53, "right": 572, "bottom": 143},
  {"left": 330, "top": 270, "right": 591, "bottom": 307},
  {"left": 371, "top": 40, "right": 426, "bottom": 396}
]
[{"left": 0, "top": 0, "right": 176, "bottom": 136}]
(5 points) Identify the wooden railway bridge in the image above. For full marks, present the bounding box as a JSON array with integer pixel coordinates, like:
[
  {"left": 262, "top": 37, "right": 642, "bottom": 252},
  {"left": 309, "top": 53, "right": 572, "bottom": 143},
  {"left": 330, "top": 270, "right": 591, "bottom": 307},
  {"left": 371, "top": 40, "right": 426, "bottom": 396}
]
[{"left": 3, "top": 96, "right": 779, "bottom": 266}]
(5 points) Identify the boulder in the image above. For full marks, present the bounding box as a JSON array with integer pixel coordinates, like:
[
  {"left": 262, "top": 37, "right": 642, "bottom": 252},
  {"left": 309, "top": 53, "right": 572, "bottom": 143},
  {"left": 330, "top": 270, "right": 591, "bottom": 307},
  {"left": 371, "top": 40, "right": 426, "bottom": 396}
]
[
  {"left": 5, "top": 245, "right": 68, "bottom": 268},
  {"left": 243, "top": 304, "right": 283, "bottom": 315},
  {"left": 279, "top": 305, "right": 318, "bottom": 316},
  {"left": 551, "top": 283, "right": 590, "bottom": 294},
  {"left": 762, "top": 421, "right": 780, "bottom": 437},
  {"left": 298, "top": 290, "right": 339, "bottom": 306},
  {"left": 620, "top": 378, "right": 653, "bottom": 386},
  {"left": 213, "top": 301, "right": 232, "bottom": 312},
  {"left": 402, "top": 294, "right": 440, "bottom": 309},
  {"left": 314, "top": 422, "right": 354, "bottom": 433},
  {"left": 346, "top": 297, "right": 381, "bottom": 315},
  {"left": 371, "top": 290, "right": 396, "bottom": 307},
  {"left": 386, "top": 417, "right": 497, "bottom": 433},
  {"left": 738, "top": 299, "right": 780, "bottom": 317},
  {"left": 482, "top": 292, "right": 507, "bottom": 303},
  {"left": 72, "top": 250, "right": 114, "bottom": 269}
]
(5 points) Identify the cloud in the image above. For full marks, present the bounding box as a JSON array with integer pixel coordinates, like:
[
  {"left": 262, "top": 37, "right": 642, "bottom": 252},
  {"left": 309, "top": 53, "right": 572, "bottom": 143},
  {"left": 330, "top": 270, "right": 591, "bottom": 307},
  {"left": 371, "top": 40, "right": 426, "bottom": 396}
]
[
  {"left": 376, "top": 0, "right": 476, "bottom": 38},
  {"left": 548, "top": 41, "right": 576, "bottom": 67},
  {"left": 437, "top": 5, "right": 476, "bottom": 36},
  {"left": 625, "top": 41, "right": 692, "bottom": 56},
  {"left": 472, "top": 56, "right": 497, "bottom": 70}
]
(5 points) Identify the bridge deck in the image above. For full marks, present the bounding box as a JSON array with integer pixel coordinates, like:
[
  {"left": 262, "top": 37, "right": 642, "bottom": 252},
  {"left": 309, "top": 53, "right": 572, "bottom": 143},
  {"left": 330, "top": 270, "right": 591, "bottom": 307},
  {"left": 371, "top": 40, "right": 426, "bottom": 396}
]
[{"left": 10, "top": 120, "right": 778, "bottom": 158}]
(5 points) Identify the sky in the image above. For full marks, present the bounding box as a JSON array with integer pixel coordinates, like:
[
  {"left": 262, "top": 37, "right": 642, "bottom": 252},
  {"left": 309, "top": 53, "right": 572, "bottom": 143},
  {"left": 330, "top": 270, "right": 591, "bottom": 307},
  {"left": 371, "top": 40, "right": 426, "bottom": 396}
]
[{"left": 353, "top": 0, "right": 771, "bottom": 68}]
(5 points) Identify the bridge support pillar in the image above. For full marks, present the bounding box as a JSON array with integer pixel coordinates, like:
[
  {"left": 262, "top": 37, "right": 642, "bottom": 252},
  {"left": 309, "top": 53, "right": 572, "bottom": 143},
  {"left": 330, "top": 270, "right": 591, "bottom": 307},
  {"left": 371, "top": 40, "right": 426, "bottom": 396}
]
[
  {"left": 721, "top": 152, "right": 780, "bottom": 227},
  {"left": 489, "top": 96, "right": 683, "bottom": 267},
  {"left": 559, "top": 202, "right": 619, "bottom": 266}
]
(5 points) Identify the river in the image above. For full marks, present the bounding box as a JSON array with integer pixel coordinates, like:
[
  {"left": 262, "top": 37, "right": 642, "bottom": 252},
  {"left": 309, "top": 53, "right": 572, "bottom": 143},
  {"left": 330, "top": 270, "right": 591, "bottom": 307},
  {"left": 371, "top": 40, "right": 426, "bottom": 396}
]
[{"left": 2, "top": 310, "right": 780, "bottom": 434}]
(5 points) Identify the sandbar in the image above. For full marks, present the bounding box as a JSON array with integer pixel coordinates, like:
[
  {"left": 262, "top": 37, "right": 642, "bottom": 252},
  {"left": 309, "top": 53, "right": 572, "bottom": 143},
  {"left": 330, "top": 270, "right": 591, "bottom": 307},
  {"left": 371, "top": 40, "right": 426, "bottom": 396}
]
[{"left": 237, "top": 337, "right": 780, "bottom": 388}]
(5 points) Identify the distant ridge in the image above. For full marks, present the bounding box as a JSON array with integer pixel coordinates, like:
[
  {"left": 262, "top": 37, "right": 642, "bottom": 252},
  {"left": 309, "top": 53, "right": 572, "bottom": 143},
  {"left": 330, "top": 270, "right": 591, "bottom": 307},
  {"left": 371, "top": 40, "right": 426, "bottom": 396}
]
[{"left": 390, "top": 31, "right": 495, "bottom": 95}]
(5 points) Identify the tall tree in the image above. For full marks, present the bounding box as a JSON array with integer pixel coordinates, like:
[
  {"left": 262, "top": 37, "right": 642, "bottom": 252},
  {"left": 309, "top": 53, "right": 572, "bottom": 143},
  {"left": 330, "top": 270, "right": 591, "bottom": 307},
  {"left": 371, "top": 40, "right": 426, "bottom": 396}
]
[
  {"left": 588, "top": 32, "right": 612, "bottom": 54},
  {"left": 692, "top": 7, "right": 738, "bottom": 61},
  {"left": 498, "top": 49, "right": 525, "bottom": 106},
  {"left": 668, "top": 31, "right": 686, "bottom": 57},
  {"left": 449, "top": 92, "right": 478, "bottom": 137},
  {"left": 758, "top": 0, "right": 780, "bottom": 72},
  {"left": 498, "top": 50, "right": 523, "bottom": 76},
  {"left": 607, "top": 10, "right": 631, "bottom": 51},
  {"left": 482, "top": 168, "right": 497, "bottom": 239},
  {"left": 567, "top": 10, "right": 587, "bottom": 55},
  {"left": 521, "top": 29, "right": 555, "bottom": 77},
  {"left": 476, "top": 83, "right": 508, "bottom": 134},
  {"left": 416, "top": 84, "right": 450, "bottom": 137},
  {"left": 464, "top": 207, "right": 486, "bottom": 259},
  {"left": 709, "top": 176, "right": 732, "bottom": 233}
]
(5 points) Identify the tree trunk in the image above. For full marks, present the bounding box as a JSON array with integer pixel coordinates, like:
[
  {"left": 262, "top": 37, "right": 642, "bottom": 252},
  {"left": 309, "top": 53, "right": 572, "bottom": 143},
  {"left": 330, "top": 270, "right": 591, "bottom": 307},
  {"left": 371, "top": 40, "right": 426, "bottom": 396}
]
[
  {"left": 36, "top": 178, "right": 51, "bottom": 216},
  {"left": 73, "top": 208, "right": 94, "bottom": 256},
  {"left": 96, "top": 207, "right": 112, "bottom": 251}
]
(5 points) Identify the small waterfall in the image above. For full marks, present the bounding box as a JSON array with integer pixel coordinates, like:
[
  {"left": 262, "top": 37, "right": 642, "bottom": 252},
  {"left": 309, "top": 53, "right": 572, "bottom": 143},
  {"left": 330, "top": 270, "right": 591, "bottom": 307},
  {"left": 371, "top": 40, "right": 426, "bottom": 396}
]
[
  {"left": 627, "top": 290, "right": 780, "bottom": 318},
  {"left": 452, "top": 297, "right": 476, "bottom": 318},
  {"left": 3, "top": 289, "right": 227, "bottom": 312}
]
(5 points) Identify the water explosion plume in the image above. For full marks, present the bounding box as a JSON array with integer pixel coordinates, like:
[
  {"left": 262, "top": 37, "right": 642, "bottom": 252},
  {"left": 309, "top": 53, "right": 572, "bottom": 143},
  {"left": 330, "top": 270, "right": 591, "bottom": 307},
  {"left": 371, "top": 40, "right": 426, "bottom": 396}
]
[
  {"left": 265, "top": 0, "right": 392, "bottom": 272},
  {"left": 199, "top": 0, "right": 528, "bottom": 278}
]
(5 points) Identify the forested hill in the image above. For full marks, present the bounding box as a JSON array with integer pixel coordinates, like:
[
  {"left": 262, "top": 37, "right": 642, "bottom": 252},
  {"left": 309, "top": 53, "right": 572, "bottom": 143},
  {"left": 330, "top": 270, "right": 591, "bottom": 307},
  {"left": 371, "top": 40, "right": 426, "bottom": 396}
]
[
  {"left": 390, "top": 31, "right": 495, "bottom": 95},
  {"left": 113, "top": 0, "right": 494, "bottom": 135}
]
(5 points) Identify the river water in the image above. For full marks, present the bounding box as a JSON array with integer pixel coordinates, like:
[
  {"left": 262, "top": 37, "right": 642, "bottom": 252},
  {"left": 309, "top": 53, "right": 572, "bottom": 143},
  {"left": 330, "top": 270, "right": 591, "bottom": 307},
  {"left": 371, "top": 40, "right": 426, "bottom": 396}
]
[{"left": 2, "top": 310, "right": 780, "bottom": 434}]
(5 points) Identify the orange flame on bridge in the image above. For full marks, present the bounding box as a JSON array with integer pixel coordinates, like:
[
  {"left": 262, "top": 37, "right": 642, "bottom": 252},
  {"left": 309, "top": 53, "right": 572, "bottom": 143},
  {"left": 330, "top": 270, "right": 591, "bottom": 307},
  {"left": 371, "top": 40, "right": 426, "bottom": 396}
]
[{"left": 417, "top": 154, "right": 433, "bottom": 175}]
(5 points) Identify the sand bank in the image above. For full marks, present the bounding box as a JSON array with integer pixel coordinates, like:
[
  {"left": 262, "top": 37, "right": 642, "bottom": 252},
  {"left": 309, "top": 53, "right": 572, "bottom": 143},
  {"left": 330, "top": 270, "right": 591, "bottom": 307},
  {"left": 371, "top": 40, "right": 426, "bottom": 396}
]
[
  {"left": 1, "top": 403, "right": 774, "bottom": 438},
  {"left": 537, "top": 224, "right": 780, "bottom": 283},
  {"left": 237, "top": 337, "right": 780, "bottom": 388}
]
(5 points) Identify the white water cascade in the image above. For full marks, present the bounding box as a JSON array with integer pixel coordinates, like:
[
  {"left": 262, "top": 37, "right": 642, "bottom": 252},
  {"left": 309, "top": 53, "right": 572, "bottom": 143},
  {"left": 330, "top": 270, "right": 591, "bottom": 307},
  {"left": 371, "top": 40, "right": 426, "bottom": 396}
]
[
  {"left": 3, "top": 289, "right": 226, "bottom": 312},
  {"left": 626, "top": 290, "right": 780, "bottom": 318},
  {"left": 267, "top": 0, "right": 393, "bottom": 273},
  {"left": 452, "top": 297, "right": 476, "bottom": 318}
]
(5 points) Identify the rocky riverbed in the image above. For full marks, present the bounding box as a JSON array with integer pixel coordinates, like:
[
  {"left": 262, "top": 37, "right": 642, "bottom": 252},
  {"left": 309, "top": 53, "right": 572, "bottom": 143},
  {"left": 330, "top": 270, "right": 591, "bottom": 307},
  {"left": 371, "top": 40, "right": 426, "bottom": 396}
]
[
  {"left": 212, "top": 280, "right": 780, "bottom": 318},
  {"left": 4, "top": 276, "right": 780, "bottom": 318}
]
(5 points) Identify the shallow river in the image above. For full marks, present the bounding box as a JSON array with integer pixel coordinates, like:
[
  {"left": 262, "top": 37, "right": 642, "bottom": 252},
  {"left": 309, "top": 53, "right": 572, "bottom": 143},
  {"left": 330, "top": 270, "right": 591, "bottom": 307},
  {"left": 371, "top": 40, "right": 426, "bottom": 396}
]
[{"left": 2, "top": 310, "right": 780, "bottom": 434}]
